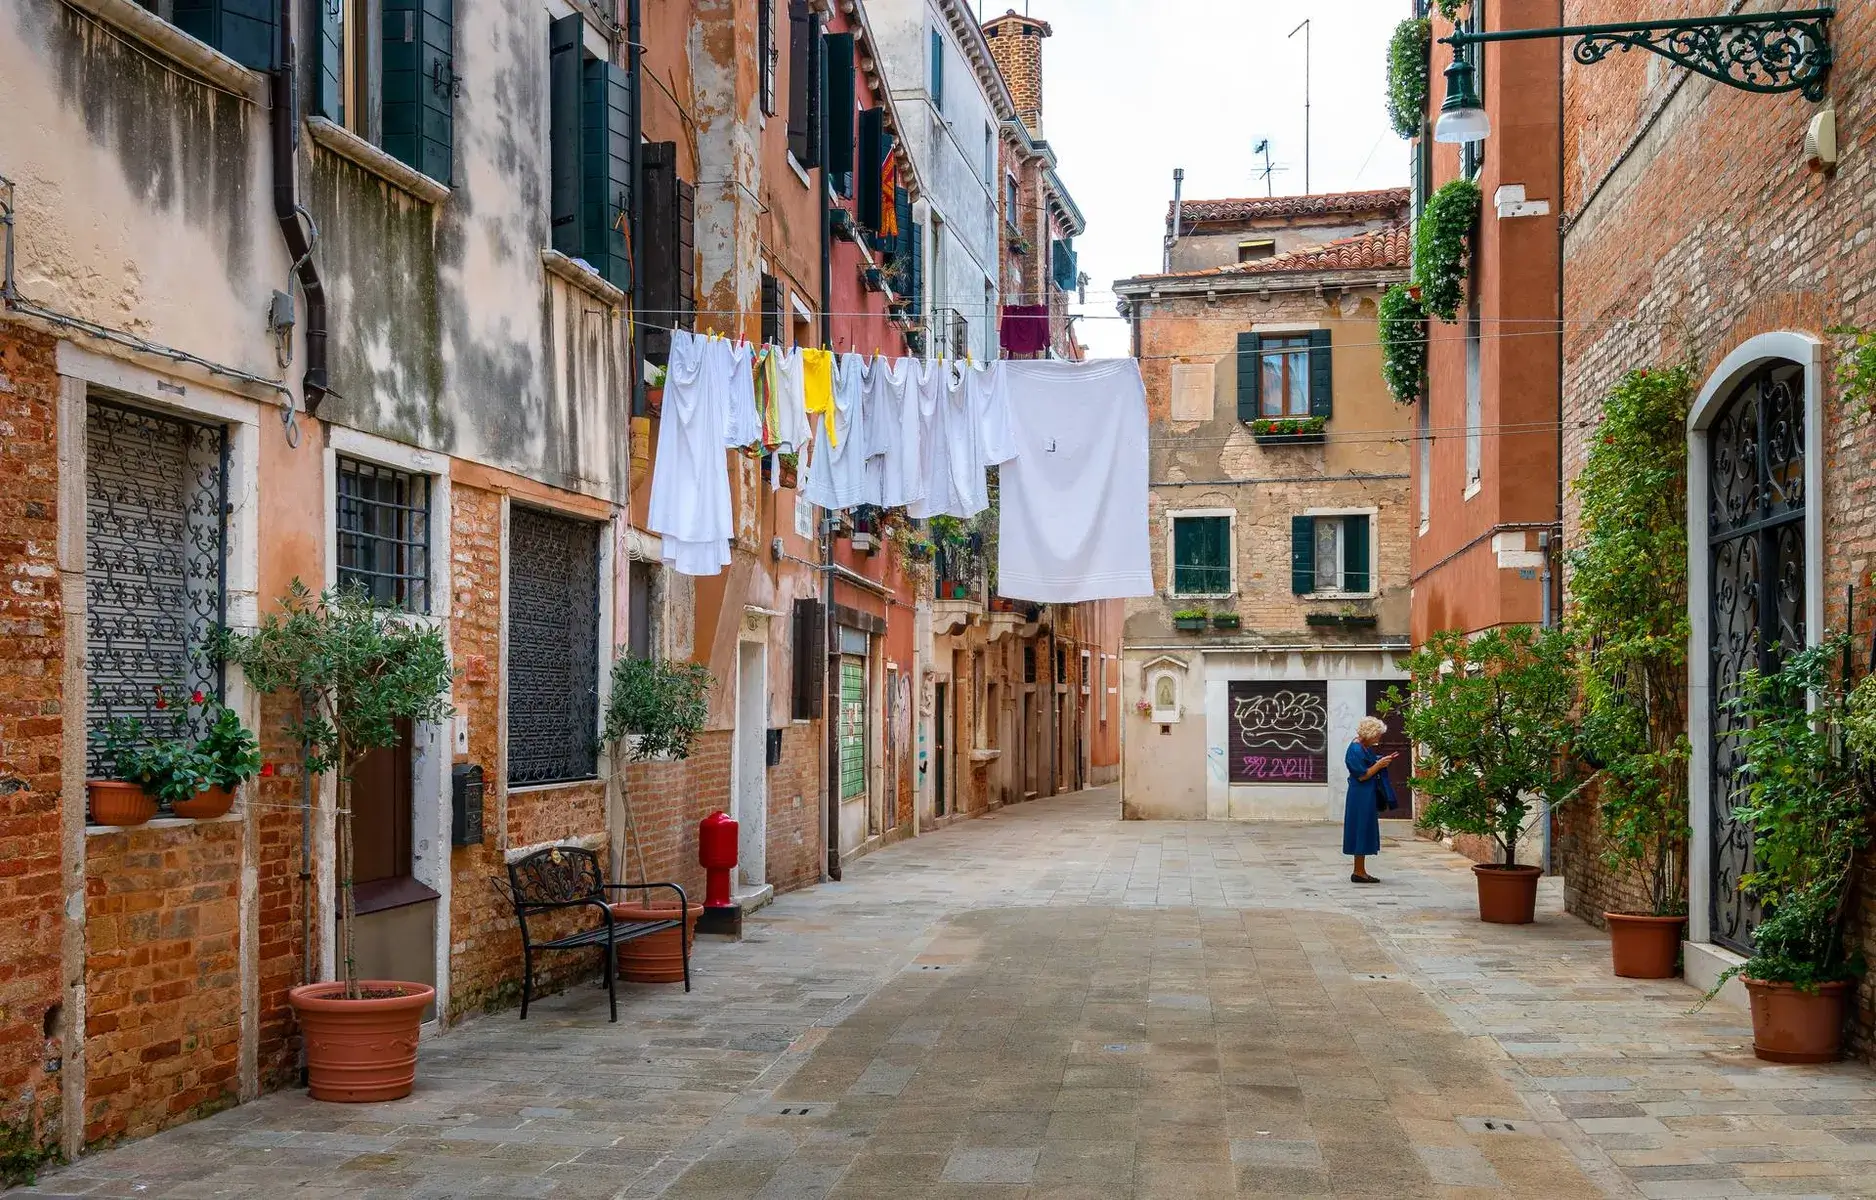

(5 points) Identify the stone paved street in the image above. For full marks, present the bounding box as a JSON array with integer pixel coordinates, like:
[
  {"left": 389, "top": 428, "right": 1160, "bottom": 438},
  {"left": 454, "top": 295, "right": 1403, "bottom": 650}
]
[{"left": 21, "top": 789, "right": 1876, "bottom": 1199}]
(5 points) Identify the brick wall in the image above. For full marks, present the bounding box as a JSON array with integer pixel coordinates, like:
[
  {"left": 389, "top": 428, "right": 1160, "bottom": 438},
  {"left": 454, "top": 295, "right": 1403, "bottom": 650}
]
[
  {"left": 766, "top": 722, "right": 822, "bottom": 895},
  {"left": 619, "top": 729, "right": 730, "bottom": 898},
  {"left": 1552, "top": 785, "right": 1658, "bottom": 927},
  {"left": 82, "top": 824, "right": 243, "bottom": 1147},
  {"left": 0, "top": 325, "right": 65, "bottom": 1164},
  {"left": 982, "top": 13, "right": 1045, "bottom": 133},
  {"left": 252, "top": 704, "right": 311, "bottom": 1091}
]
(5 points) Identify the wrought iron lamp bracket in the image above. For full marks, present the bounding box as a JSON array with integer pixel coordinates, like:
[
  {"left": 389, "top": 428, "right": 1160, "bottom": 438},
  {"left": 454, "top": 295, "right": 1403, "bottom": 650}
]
[{"left": 1443, "top": 7, "right": 1834, "bottom": 103}]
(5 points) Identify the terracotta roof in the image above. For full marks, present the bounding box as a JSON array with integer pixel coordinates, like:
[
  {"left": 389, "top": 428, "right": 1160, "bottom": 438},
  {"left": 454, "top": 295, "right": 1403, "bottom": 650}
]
[
  {"left": 1137, "top": 225, "right": 1412, "bottom": 282},
  {"left": 1169, "top": 187, "right": 1410, "bottom": 228}
]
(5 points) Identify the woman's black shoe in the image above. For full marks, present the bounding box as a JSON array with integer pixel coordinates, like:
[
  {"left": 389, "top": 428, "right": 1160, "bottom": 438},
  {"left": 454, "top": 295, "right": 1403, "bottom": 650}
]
[{"left": 1351, "top": 873, "right": 1380, "bottom": 884}]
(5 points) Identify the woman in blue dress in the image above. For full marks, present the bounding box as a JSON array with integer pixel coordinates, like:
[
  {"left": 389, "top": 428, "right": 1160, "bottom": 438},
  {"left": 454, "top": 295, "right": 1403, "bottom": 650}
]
[{"left": 1344, "top": 716, "right": 1398, "bottom": 884}]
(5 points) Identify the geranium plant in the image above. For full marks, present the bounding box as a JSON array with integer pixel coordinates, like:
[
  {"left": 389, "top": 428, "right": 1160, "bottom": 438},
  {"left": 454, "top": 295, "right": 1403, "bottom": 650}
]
[
  {"left": 1568, "top": 365, "right": 1693, "bottom": 916},
  {"left": 1389, "top": 625, "right": 1577, "bottom": 867},
  {"left": 90, "top": 687, "right": 262, "bottom": 807},
  {"left": 219, "top": 581, "right": 454, "bottom": 1000},
  {"left": 1252, "top": 416, "right": 1327, "bottom": 438}
]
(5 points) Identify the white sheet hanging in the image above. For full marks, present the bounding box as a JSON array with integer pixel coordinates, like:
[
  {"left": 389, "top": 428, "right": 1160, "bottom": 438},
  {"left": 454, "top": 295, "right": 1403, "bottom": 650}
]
[
  {"left": 802, "top": 351, "right": 871, "bottom": 511},
  {"left": 726, "top": 341, "right": 763, "bottom": 448},
  {"left": 646, "top": 331, "right": 734, "bottom": 576},
  {"left": 996, "top": 359, "right": 1153, "bottom": 602},
  {"left": 910, "top": 361, "right": 1015, "bottom": 519}
]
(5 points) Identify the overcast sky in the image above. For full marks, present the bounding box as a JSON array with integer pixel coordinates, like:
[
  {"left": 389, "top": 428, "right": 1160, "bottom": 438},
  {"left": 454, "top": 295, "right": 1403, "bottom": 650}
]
[{"left": 1003, "top": 0, "right": 1411, "bottom": 357}]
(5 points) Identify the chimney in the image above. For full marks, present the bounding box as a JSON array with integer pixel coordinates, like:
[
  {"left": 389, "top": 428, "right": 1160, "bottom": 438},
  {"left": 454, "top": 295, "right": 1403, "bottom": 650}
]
[{"left": 982, "top": 9, "right": 1052, "bottom": 135}]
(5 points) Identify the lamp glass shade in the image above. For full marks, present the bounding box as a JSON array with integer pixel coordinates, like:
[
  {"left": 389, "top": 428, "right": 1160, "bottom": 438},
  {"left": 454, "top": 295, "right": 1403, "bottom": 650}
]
[{"left": 1435, "top": 106, "right": 1491, "bottom": 143}]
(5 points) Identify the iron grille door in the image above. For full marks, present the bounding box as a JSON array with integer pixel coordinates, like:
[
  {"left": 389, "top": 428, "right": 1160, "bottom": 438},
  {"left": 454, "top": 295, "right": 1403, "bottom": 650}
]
[
  {"left": 506, "top": 506, "right": 601, "bottom": 786},
  {"left": 839, "top": 656, "right": 866, "bottom": 800},
  {"left": 1707, "top": 361, "right": 1806, "bottom": 954},
  {"left": 84, "top": 400, "right": 227, "bottom": 783}
]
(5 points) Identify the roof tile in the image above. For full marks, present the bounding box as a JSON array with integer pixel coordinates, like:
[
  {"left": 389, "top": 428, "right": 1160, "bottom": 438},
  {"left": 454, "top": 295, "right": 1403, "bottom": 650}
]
[{"left": 1170, "top": 187, "right": 1410, "bottom": 227}]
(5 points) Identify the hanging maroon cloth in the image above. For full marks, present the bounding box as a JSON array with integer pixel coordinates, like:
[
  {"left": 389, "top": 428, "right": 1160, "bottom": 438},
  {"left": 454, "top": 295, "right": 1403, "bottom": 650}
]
[{"left": 1000, "top": 305, "right": 1050, "bottom": 355}]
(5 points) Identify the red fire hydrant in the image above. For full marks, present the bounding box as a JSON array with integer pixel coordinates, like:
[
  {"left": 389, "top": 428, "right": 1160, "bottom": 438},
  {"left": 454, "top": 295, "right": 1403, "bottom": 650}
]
[{"left": 699, "top": 812, "right": 738, "bottom": 909}]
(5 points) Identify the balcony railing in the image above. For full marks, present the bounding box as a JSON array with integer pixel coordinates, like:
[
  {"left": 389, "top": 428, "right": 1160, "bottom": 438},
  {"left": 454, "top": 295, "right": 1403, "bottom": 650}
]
[
  {"left": 933, "top": 541, "right": 985, "bottom": 602},
  {"left": 931, "top": 307, "right": 970, "bottom": 360}
]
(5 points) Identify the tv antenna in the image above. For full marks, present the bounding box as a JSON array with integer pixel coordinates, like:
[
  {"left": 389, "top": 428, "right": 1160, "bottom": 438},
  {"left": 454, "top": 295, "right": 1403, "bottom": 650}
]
[{"left": 1251, "top": 140, "right": 1286, "bottom": 197}]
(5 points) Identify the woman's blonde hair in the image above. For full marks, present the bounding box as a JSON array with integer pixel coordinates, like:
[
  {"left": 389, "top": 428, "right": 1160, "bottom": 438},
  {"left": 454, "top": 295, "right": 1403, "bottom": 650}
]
[{"left": 1356, "top": 715, "right": 1389, "bottom": 742}]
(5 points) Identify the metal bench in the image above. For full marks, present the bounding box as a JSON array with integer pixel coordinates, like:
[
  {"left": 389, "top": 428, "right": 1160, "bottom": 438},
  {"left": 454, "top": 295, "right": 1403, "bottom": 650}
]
[{"left": 505, "top": 845, "right": 690, "bottom": 1022}]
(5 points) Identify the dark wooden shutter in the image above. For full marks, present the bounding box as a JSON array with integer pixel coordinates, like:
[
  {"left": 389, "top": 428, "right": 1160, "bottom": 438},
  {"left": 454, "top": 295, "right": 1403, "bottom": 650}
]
[
  {"left": 823, "top": 33, "right": 856, "bottom": 194},
  {"left": 1290, "top": 515, "right": 1316, "bottom": 595},
  {"left": 792, "top": 598, "right": 825, "bottom": 719},
  {"left": 1308, "top": 328, "right": 1334, "bottom": 419},
  {"left": 174, "top": 0, "right": 275, "bottom": 70},
  {"left": 758, "top": 0, "right": 775, "bottom": 115},
  {"left": 548, "top": 15, "right": 584, "bottom": 256},
  {"left": 786, "top": 0, "right": 810, "bottom": 161},
  {"left": 638, "top": 141, "right": 678, "bottom": 361},
  {"left": 857, "top": 108, "right": 886, "bottom": 231},
  {"left": 676, "top": 177, "right": 695, "bottom": 328},
  {"left": 804, "top": 11, "right": 824, "bottom": 168},
  {"left": 761, "top": 273, "right": 783, "bottom": 346},
  {"left": 1341, "top": 515, "right": 1371, "bottom": 594},
  {"left": 313, "top": 0, "right": 343, "bottom": 120},
  {"left": 382, "top": 0, "right": 455, "bottom": 183},
  {"left": 930, "top": 27, "right": 944, "bottom": 110},
  {"left": 582, "top": 56, "right": 633, "bottom": 289},
  {"left": 1236, "top": 332, "right": 1262, "bottom": 422}
]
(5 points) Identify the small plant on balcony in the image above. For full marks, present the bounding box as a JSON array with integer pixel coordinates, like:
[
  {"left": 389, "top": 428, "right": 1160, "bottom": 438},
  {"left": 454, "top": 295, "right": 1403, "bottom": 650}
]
[
  {"left": 1251, "top": 415, "right": 1327, "bottom": 443},
  {"left": 1173, "top": 608, "right": 1209, "bottom": 632},
  {"left": 1386, "top": 17, "right": 1431, "bottom": 140},
  {"left": 1415, "top": 178, "right": 1481, "bottom": 322},
  {"left": 1379, "top": 283, "right": 1428, "bottom": 404},
  {"left": 1009, "top": 232, "right": 1032, "bottom": 256}
]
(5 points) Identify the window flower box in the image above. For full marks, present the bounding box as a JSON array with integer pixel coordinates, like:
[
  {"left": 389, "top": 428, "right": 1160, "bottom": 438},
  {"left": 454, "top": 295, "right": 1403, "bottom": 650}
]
[
  {"left": 1211, "top": 613, "right": 1241, "bottom": 631},
  {"left": 1173, "top": 611, "right": 1209, "bottom": 633},
  {"left": 1251, "top": 416, "right": 1327, "bottom": 445},
  {"left": 1305, "top": 612, "right": 1378, "bottom": 628}
]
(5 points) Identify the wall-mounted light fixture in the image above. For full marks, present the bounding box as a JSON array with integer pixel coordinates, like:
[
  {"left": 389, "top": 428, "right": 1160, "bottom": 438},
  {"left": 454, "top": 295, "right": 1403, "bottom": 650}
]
[{"left": 1435, "top": 7, "right": 1835, "bottom": 145}]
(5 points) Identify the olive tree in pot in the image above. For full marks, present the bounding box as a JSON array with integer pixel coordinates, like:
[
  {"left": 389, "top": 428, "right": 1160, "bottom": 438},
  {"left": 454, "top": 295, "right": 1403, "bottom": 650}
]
[
  {"left": 220, "top": 581, "right": 454, "bottom": 1101},
  {"left": 603, "top": 655, "right": 714, "bottom": 983},
  {"left": 1569, "top": 366, "right": 1693, "bottom": 977},
  {"left": 1711, "top": 637, "right": 1876, "bottom": 1063},
  {"left": 1392, "top": 625, "right": 1577, "bottom": 924}
]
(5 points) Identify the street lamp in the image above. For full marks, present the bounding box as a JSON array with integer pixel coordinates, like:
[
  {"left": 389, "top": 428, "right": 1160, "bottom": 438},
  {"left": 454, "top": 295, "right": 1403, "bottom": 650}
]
[{"left": 1435, "top": 7, "right": 1834, "bottom": 145}]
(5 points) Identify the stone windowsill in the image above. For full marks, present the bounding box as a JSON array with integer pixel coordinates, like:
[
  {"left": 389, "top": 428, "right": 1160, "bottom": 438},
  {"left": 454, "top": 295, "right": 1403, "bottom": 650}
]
[
  {"left": 970, "top": 748, "right": 1002, "bottom": 763},
  {"left": 508, "top": 775, "right": 603, "bottom": 797},
  {"left": 64, "top": 0, "right": 269, "bottom": 104},
  {"left": 305, "top": 117, "right": 451, "bottom": 205},
  {"left": 540, "top": 249, "right": 627, "bottom": 308},
  {"left": 86, "top": 809, "right": 244, "bottom": 836}
]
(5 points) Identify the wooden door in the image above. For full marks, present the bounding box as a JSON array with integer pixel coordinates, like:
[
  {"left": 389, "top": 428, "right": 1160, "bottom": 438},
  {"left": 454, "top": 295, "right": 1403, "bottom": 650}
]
[{"left": 1364, "top": 680, "right": 1413, "bottom": 818}]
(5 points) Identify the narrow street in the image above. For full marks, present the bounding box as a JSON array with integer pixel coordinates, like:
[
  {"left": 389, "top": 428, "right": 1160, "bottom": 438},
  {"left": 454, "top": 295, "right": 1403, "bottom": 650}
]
[{"left": 21, "top": 790, "right": 1876, "bottom": 1200}]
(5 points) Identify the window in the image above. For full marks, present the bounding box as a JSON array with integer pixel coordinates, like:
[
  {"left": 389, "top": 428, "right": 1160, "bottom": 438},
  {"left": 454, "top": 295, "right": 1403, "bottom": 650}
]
[
  {"left": 1459, "top": 6, "right": 1485, "bottom": 180},
  {"left": 310, "top": 0, "right": 456, "bottom": 181},
  {"left": 1238, "top": 239, "right": 1276, "bottom": 263},
  {"left": 1259, "top": 334, "right": 1312, "bottom": 418},
  {"left": 639, "top": 141, "right": 696, "bottom": 367},
  {"left": 1023, "top": 646, "right": 1037, "bottom": 684},
  {"left": 1290, "top": 514, "right": 1373, "bottom": 595},
  {"left": 336, "top": 457, "right": 431, "bottom": 612},
  {"left": 550, "top": 15, "right": 631, "bottom": 288},
  {"left": 1005, "top": 175, "right": 1019, "bottom": 230},
  {"left": 627, "top": 559, "right": 659, "bottom": 660},
  {"left": 930, "top": 27, "right": 945, "bottom": 112},
  {"left": 787, "top": 0, "right": 823, "bottom": 167},
  {"left": 759, "top": 0, "right": 778, "bottom": 116},
  {"left": 1417, "top": 397, "right": 1432, "bottom": 530},
  {"left": 136, "top": 0, "right": 275, "bottom": 71},
  {"left": 1465, "top": 299, "right": 1482, "bottom": 488},
  {"left": 1051, "top": 237, "right": 1077, "bottom": 293},
  {"left": 1097, "top": 658, "right": 1109, "bottom": 724},
  {"left": 983, "top": 122, "right": 994, "bottom": 181},
  {"left": 1172, "top": 514, "right": 1231, "bottom": 596},
  {"left": 84, "top": 400, "right": 228, "bottom": 791},
  {"left": 506, "top": 507, "right": 601, "bottom": 785},
  {"left": 823, "top": 32, "right": 856, "bottom": 195}
]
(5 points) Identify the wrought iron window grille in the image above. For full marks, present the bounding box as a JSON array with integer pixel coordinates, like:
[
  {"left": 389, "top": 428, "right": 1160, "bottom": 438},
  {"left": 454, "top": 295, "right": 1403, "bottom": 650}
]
[{"left": 506, "top": 506, "right": 602, "bottom": 787}]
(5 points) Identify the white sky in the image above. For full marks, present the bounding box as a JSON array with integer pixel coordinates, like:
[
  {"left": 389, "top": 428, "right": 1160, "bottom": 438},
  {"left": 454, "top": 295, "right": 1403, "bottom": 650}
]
[{"left": 1004, "top": 0, "right": 1412, "bottom": 357}]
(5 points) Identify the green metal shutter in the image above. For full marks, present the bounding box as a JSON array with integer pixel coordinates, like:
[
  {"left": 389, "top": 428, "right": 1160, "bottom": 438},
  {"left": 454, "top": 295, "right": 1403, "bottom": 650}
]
[
  {"left": 1308, "top": 328, "right": 1333, "bottom": 419},
  {"left": 1236, "top": 332, "right": 1262, "bottom": 422},
  {"left": 857, "top": 108, "right": 885, "bottom": 231},
  {"left": 1341, "top": 515, "right": 1371, "bottom": 594},
  {"left": 839, "top": 656, "right": 866, "bottom": 799},
  {"left": 313, "top": 0, "right": 343, "bottom": 120},
  {"left": 930, "top": 27, "right": 944, "bottom": 110},
  {"left": 174, "top": 0, "right": 275, "bottom": 71},
  {"left": 1172, "top": 519, "right": 1198, "bottom": 595},
  {"left": 548, "top": 15, "right": 584, "bottom": 256},
  {"left": 1290, "top": 515, "right": 1316, "bottom": 595},
  {"left": 382, "top": 0, "right": 455, "bottom": 183},
  {"left": 582, "top": 57, "right": 633, "bottom": 290},
  {"left": 908, "top": 220, "right": 923, "bottom": 319},
  {"left": 823, "top": 33, "right": 855, "bottom": 194}
]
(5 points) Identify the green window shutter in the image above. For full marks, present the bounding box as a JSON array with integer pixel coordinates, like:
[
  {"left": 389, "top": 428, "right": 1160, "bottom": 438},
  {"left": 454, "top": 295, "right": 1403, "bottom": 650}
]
[
  {"left": 174, "top": 0, "right": 275, "bottom": 71},
  {"left": 1308, "top": 328, "right": 1333, "bottom": 419},
  {"left": 823, "top": 33, "right": 856, "bottom": 193},
  {"left": 581, "top": 57, "right": 633, "bottom": 290},
  {"left": 1290, "top": 515, "right": 1315, "bottom": 595},
  {"left": 382, "top": 0, "right": 455, "bottom": 183},
  {"left": 857, "top": 108, "right": 885, "bottom": 231},
  {"left": 548, "top": 15, "right": 584, "bottom": 256},
  {"left": 1341, "top": 515, "right": 1371, "bottom": 594},
  {"left": 1236, "top": 332, "right": 1262, "bottom": 423},
  {"left": 313, "top": 0, "right": 343, "bottom": 120},
  {"left": 930, "top": 27, "right": 944, "bottom": 110},
  {"left": 909, "top": 220, "right": 923, "bottom": 319}
]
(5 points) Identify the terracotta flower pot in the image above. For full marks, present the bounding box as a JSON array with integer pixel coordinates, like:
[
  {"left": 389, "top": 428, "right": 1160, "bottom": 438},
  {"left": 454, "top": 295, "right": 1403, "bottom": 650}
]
[
  {"left": 171, "top": 784, "right": 235, "bottom": 820},
  {"left": 1744, "top": 977, "right": 1849, "bottom": 1064},
  {"left": 609, "top": 902, "right": 703, "bottom": 984},
  {"left": 289, "top": 980, "right": 435, "bottom": 1102},
  {"left": 87, "top": 780, "right": 156, "bottom": 827},
  {"left": 1605, "top": 912, "right": 1685, "bottom": 979},
  {"left": 1472, "top": 863, "right": 1542, "bottom": 924}
]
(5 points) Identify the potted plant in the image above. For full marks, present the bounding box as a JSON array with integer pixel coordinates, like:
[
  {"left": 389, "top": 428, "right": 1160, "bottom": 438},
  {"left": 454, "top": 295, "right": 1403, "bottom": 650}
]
[
  {"left": 644, "top": 361, "right": 667, "bottom": 418},
  {"left": 1391, "top": 625, "right": 1577, "bottom": 924},
  {"left": 1569, "top": 366, "right": 1693, "bottom": 977},
  {"left": 219, "top": 581, "right": 454, "bottom": 1102},
  {"left": 1211, "top": 612, "right": 1241, "bottom": 631},
  {"left": 1172, "top": 609, "right": 1209, "bottom": 633},
  {"left": 171, "top": 699, "right": 263, "bottom": 818},
  {"left": 1250, "top": 415, "right": 1328, "bottom": 445},
  {"left": 604, "top": 655, "right": 714, "bottom": 982},
  {"left": 88, "top": 707, "right": 202, "bottom": 827},
  {"left": 1709, "top": 638, "right": 1874, "bottom": 1062}
]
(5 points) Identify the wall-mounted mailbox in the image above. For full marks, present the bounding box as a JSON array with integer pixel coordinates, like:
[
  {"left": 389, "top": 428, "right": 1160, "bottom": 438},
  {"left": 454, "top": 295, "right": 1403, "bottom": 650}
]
[
  {"left": 766, "top": 728, "right": 784, "bottom": 768},
  {"left": 451, "top": 764, "right": 484, "bottom": 845}
]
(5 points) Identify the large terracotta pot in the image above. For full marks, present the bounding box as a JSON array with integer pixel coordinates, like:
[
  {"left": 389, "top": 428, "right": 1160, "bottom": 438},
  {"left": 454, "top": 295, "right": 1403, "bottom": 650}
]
[
  {"left": 1744, "top": 977, "right": 1849, "bottom": 1064},
  {"left": 1606, "top": 912, "right": 1686, "bottom": 979},
  {"left": 289, "top": 980, "right": 435, "bottom": 1102},
  {"left": 1472, "top": 863, "right": 1542, "bottom": 925},
  {"left": 87, "top": 780, "right": 156, "bottom": 827},
  {"left": 172, "top": 784, "right": 235, "bottom": 820},
  {"left": 609, "top": 902, "right": 703, "bottom": 984}
]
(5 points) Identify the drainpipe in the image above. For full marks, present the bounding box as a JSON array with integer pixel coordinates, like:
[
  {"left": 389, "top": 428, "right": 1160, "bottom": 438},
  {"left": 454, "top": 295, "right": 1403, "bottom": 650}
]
[
  {"left": 1164, "top": 167, "right": 1184, "bottom": 274},
  {"left": 272, "top": 0, "right": 329, "bottom": 415},
  {"left": 822, "top": 514, "right": 841, "bottom": 881}
]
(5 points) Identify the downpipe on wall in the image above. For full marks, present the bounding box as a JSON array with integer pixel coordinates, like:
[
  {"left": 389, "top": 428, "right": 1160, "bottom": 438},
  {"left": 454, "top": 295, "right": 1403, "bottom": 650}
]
[{"left": 273, "top": 0, "right": 329, "bottom": 417}]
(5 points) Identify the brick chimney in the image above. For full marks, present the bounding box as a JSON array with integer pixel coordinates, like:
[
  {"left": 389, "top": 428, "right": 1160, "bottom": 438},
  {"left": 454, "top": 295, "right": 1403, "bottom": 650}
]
[{"left": 982, "top": 9, "right": 1052, "bottom": 135}]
